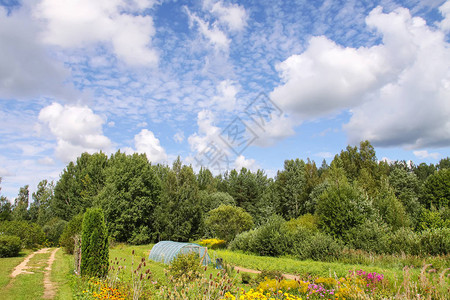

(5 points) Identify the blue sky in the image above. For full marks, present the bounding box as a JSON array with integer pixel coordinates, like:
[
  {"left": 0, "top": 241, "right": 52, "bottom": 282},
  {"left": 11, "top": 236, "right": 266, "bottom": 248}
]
[{"left": 1, "top": 0, "right": 450, "bottom": 200}]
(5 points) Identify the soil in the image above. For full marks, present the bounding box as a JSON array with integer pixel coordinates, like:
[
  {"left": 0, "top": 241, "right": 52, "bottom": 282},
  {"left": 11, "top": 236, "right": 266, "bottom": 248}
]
[
  {"left": 234, "top": 266, "right": 301, "bottom": 281},
  {"left": 10, "top": 248, "right": 50, "bottom": 278},
  {"left": 43, "top": 248, "right": 59, "bottom": 299}
]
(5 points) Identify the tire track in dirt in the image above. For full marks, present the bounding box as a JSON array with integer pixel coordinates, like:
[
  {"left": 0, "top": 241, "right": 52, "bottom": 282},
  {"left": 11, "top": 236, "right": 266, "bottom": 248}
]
[
  {"left": 43, "top": 248, "right": 59, "bottom": 299},
  {"left": 234, "top": 266, "right": 301, "bottom": 281},
  {"left": 10, "top": 248, "right": 50, "bottom": 278}
]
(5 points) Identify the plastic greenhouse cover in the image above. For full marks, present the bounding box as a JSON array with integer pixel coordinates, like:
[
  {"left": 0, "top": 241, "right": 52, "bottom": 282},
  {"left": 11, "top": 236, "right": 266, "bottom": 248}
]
[{"left": 148, "top": 241, "right": 211, "bottom": 266}]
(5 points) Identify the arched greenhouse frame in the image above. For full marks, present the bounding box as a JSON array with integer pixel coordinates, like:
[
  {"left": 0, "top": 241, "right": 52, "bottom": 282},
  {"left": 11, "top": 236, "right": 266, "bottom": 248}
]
[{"left": 148, "top": 241, "right": 211, "bottom": 266}]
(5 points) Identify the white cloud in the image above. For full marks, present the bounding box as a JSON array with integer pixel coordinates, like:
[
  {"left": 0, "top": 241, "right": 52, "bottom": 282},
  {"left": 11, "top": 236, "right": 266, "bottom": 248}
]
[
  {"left": 185, "top": 7, "right": 230, "bottom": 51},
  {"left": 37, "top": 157, "right": 55, "bottom": 165},
  {"left": 207, "top": 0, "right": 248, "bottom": 32},
  {"left": 0, "top": 167, "right": 12, "bottom": 177},
  {"left": 271, "top": 5, "right": 450, "bottom": 148},
  {"left": 315, "top": 152, "right": 334, "bottom": 159},
  {"left": 250, "top": 114, "right": 296, "bottom": 147},
  {"left": 234, "top": 155, "right": 258, "bottom": 171},
  {"left": 187, "top": 110, "right": 222, "bottom": 153},
  {"left": 413, "top": 150, "right": 441, "bottom": 160},
  {"left": 0, "top": 6, "right": 70, "bottom": 99},
  {"left": 34, "top": 0, "right": 158, "bottom": 66},
  {"left": 38, "top": 102, "right": 112, "bottom": 162},
  {"left": 173, "top": 131, "right": 185, "bottom": 143},
  {"left": 439, "top": 1, "right": 450, "bottom": 32},
  {"left": 212, "top": 80, "right": 238, "bottom": 111},
  {"left": 133, "top": 129, "right": 168, "bottom": 163}
]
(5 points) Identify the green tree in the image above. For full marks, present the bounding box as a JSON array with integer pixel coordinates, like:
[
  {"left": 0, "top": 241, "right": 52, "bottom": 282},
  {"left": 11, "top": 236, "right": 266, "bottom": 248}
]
[
  {"left": 0, "top": 178, "right": 12, "bottom": 221},
  {"left": 316, "top": 170, "right": 372, "bottom": 239},
  {"left": 274, "top": 159, "right": 306, "bottom": 219},
  {"left": 205, "top": 204, "right": 254, "bottom": 242},
  {"left": 199, "top": 191, "right": 235, "bottom": 213},
  {"left": 29, "top": 180, "right": 54, "bottom": 225},
  {"left": 374, "top": 178, "right": 409, "bottom": 230},
  {"left": 12, "top": 185, "right": 29, "bottom": 221},
  {"left": 59, "top": 213, "right": 84, "bottom": 254},
  {"left": 97, "top": 151, "right": 161, "bottom": 244},
  {"left": 154, "top": 159, "right": 202, "bottom": 241},
  {"left": 81, "top": 208, "right": 109, "bottom": 278},
  {"left": 388, "top": 168, "right": 422, "bottom": 226},
  {"left": 421, "top": 168, "right": 450, "bottom": 209},
  {"left": 52, "top": 152, "right": 108, "bottom": 220}
]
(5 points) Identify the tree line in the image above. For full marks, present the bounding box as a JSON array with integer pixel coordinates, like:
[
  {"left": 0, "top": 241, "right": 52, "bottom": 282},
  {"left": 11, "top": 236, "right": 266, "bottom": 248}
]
[{"left": 0, "top": 141, "right": 449, "bottom": 252}]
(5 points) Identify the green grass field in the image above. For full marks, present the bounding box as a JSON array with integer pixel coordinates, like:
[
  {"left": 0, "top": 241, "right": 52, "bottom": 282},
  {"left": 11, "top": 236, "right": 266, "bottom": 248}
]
[{"left": 1, "top": 244, "right": 448, "bottom": 299}]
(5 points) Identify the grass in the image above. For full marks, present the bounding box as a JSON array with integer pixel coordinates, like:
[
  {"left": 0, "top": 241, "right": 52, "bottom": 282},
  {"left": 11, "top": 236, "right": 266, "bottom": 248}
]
[
  {"left": 0, "top": 249, "right": 32, "bottom": 289},
  {"left": 52, "top": 248, "right": 74, "bottom": 300},
  {"left": 210, "top": 249, "right": 414, "bottom": 280}
]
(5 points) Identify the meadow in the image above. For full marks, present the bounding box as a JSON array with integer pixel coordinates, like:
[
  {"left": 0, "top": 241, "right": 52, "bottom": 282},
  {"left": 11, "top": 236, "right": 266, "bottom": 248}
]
[{"left": 1, "top": 243, "right": 448, "bottom": 299}]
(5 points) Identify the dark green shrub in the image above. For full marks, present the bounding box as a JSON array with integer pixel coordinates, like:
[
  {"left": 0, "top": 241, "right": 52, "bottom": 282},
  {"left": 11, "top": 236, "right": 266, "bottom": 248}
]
[
  {"left": 59, "top": 213, "right": 83, "bottom": 254},
  {"left": 345, "top": 219, "right": 390, "bottom": 253},
  {"left": 168, "top": 252, "right": 202, "bottom": 280},
  {"left": 301, "top": 232, "right": 342, "bottom": 261},
  {"left": 387, "top": 227, "right": 419, "bottom": 255},
  {"left": 241, "top": 273, "right": 252, "bottom": 284},
  {"left": 0, "top": 221, "right": 45, "bottom": 248},
  {"left": 228, "top": 229, "right": 256, "bottom": 252},
  {"left": 42, "top": 218, "right": 67, "bottom": 246},
  {"left": 0, "top": 235, "right": 21, "bottom": 257},
  {"left": 252, "top": 215, "right": 287, "bottom": 256},
  {"left": 418, "top": 228, "right": 450, "bottom": 255},
  {"left": 80, "top": 208, "right": 109, "bottom": 278}
]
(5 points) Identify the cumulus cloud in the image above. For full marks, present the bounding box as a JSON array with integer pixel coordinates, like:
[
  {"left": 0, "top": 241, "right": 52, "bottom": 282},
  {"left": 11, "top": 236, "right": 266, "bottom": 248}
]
[
  {"left": 188, "top": 110, "right": 222, "bottom": 153},
  {"left": 271, "top": 4, "right": 450, "bottom": 148},
  {"left": 206, "top": 0, "right": 248, "bottom": 31},
  {"left": 413, "top": 150, "right": 441, "bottom": 160},
  {"left": 133, "top": 129, "right": 168, "bottom": 163},
  {"left": 212, "top": 80, "right": 238, "bottom": 111},
  {"left": 439, "top": 1, "right": 450, "bottom": 32},
  {"left": 38, "top": 102, "right": 112, "bottom": 162},
  {"left": 0, "top": 6, "right": 70, "bottom": 99},
  {"left": 34, "top": 0, "right": 158, "bottom": 66},
  {"left": 234, "top": 155, "right": 258, "bottom": 171}
]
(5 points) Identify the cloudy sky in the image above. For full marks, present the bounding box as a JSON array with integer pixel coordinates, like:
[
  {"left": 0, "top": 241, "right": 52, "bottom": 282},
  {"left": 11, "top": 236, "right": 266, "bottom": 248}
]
[{"left": 1, "top": 0, "right": 450, "bottom": 199}]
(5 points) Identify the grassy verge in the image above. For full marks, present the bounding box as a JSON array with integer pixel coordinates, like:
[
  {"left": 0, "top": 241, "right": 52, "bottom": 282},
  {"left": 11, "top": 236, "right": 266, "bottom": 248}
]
[
  {"left": 210, "top": 249, "right": 410, "bottom": 280},
  {"left": 52, "top": 248, "right": 74, "bottom": 300},
  {"left": 1, "top": 251, "right": 51, "bottom": 300},
  {"left": 0, "top": 249, "right": 32, "bottom": 289}
]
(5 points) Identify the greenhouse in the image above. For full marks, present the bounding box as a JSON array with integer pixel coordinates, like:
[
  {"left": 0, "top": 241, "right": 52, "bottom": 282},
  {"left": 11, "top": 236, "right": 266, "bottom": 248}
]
[{"left": 148, "top": 241, "right": 211, "bottom": 266}]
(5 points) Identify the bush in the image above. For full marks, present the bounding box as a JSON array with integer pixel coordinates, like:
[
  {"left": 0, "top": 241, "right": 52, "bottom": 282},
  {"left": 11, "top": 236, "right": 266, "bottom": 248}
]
[
  {"left": 42, "top": 218, "right": 67, "bottom": 246},
  {"left": 300, "top": 232, "right": 342, "bottom": 261},
  {"left": 418, "top": 228, "right": 450, "bottom": 255},
  {"left": 251, "top": 215, "right": 288, "bottom": 256},
  {"left": 284, "top": 213, "right": 319, "bottom": 233},
  {"left": 345, "top": 219, "right": 390, "bottom": 253},
  {"left": 198, "top": 238, "right": 226, "bottom": 249},
  {"left": 205, "top": 205, "right": 254, "bottom": 242},
  {"left": 168, "top": 252, "right": 202, "bottom": 281},
  {"left": 59, "top": 213, "right": 83, "bottom": 254},
  {"left": 81, "top": 208, "right": 109, "bottom": 278},
  {"left": 0, "top": 235, "right": 21, "bottom": 257},
  {"left": 255, "top": 269, "right": 284, "bottom": 283},
  {"left": 387, "top": 227, "right": 419, "bottom": 255},
  {"left": 0, "top": 220, "right": 45, "bottom": 248},
  {"left": 228, "top": 229, "right": 256, "bottom": 252}
]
